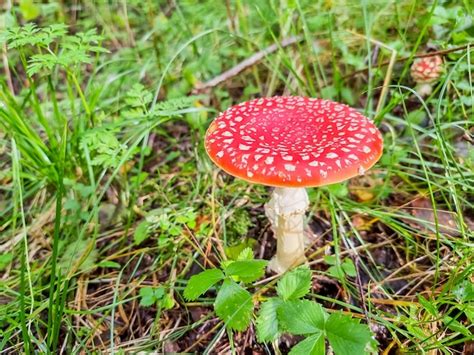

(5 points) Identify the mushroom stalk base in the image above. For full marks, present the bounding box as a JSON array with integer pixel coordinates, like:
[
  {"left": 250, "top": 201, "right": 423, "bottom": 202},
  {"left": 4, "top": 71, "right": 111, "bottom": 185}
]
[
  {"left": 416, "top": 83, "right": 433, "bottom": 96},
  {"left": 265, "top": 187, "right": 309, "bottom": 273}
]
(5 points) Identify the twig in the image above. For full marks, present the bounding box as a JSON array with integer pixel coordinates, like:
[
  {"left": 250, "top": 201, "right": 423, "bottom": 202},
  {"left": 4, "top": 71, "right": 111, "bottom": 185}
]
[{"left": 194, "top": 36, "right": 304, "bottom": 91}]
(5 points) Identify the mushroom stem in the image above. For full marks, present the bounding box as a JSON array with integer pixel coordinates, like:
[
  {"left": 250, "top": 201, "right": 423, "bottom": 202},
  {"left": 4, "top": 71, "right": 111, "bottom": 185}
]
[
  {"left": 416, "top": 83, "right": 433, "bottom": 96},
  {"left": 265, "top": 187, "right": 309, "bottom": 273}
]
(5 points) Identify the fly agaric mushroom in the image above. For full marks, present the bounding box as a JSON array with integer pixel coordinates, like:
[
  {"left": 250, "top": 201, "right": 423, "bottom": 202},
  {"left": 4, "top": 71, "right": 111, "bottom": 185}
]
[
  {"left": 205, "top": 96, "right": 383, "bottom": 273},
  {"left": 410, "top": 55, "right": 443, "bottom": 96}
]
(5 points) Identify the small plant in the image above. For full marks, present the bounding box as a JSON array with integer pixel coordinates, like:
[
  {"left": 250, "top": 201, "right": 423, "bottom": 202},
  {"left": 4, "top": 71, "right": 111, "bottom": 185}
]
[
  {"left": 184, "top": 248, "right": 267, "bottom": 331},
  {"left": 133, "top": 206, "right": 197, "bottom": 247},
  {"left": 324, "top": 255, "right": 357, "bottom": 281},
  {"left": 256, "top": 266, "right": 377, "bottom": 354},
  {"left": 139, "top": 286, "right": 175, "bottom": 310},
  {"left": 185, "top": 260, "right": 376, "bottom": 354}
]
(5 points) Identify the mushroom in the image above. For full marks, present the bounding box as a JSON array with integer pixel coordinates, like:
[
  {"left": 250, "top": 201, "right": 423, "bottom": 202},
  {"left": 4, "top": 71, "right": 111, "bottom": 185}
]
[
  {"left": 410, "top": 55, "right": 443, "bottom": 96},
  {"left": 205, "top": 96, "right": 383, "bottom": 273}
]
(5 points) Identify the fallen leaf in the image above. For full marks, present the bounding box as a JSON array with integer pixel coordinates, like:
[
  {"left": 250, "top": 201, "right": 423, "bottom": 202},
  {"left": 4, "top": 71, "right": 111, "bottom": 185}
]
[
  {"left": 406, "top": 198, "right": 461, "bottom": 237},
  {"left": 349, "top": 175, "right": 384, "bottom": 202},
  {"left": 351, "top": 189, "right": 374, "bottom": 202}
]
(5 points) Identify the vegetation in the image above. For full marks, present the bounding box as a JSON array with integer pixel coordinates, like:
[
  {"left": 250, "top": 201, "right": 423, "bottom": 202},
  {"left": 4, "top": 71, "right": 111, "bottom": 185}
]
[{"left": 0, "top": 0, "right": 473, "bottom": 353}]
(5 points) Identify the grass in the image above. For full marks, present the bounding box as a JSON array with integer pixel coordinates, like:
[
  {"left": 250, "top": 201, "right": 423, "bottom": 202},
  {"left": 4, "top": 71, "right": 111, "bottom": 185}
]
[{"left": 0, "top": 0, "right": 473, "bottom": 353}]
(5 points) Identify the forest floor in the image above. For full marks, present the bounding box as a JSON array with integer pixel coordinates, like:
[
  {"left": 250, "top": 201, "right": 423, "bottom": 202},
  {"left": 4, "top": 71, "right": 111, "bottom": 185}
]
[{"left": 0, "top": 1, "right": 473, "bottom": 353}]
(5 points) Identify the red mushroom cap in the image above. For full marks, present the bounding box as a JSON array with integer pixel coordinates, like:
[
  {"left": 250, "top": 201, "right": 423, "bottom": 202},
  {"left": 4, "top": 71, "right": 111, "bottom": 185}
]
[
  {"left": 205, "top": 96, "right": 383, "bottom": 188},
  {"left": 410, "top": 55, "right": 443, "bottom": 84}
]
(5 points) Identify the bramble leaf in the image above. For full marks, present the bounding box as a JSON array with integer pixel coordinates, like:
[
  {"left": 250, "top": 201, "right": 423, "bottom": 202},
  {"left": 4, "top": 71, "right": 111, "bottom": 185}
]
[
  {"left": 183, "top": 268, "right": 224, "bottom": 301},
  {"left": 224, "top": 259, "right": 267, "bottom": 283},
  {"left": 325, "top": 313, "right": 376, "bottom": 355},
  {"left": 215, "top": 279, "right": 253, "bottom": 331},
  {"left": 276, "top": 265, "right": 312, "bottom": 300},
  {"left": 289, "top": 333, "right": 325, "bottom": 355},
  {"left": 256, "top": 298, "right": 282, "bottom": 342},
  {"left": 277, "top": 299, "right": 327, "bottom": 335},
  {"left": 237, "top": 247, "right": 254, "bottom": 260}
]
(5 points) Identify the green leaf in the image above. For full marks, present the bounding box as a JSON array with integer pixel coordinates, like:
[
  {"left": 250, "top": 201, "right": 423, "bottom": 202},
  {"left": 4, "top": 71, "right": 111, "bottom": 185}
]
[
  {"left": 139, "top": 286, "right": 165, "bottom": 307},
  {"left": 324, "top": 255, "right": 337, "bottom": 265},
  {"left": 0, "top": 253, "right": 13, "bottom": 271},
  {"left": 327, "top": 183, "right": 349, "bottom": 198},
  {"left": 134, "top": 221, "right": 150, "bottom": 245},
  {"left": 325, "top": 313, "right": 375, "bottom": 355},
  {"left": 277, "top": 300, "right": 327, "bottom": 335},
  {"left": 443, "top": 315, "right": 471, "bottom": 336},
  {"left": 160, "top": 293, "right": 175, "bottom": 310},
  {"left": 183, "top": 268, "right": 224, "bottom": 300},
  {"left": 327, "top": 265, "right": 345, "bottom": 280},
  {"left": 97, "top": 261, "right": 121, "bottom": 269},
  {"left": 58, "top": 238, "right": 98, "bottom": 275},
  {"left": 276, "top": 265, "right": 312, "bottom": 300},
  {"left": 418, "top": 295, "right": 437, "bottom": 316},
  {"left": 464, "top": 306, "right": 474, "bottom": 323},
  {"left": 224, "top": 259, "right": 268, "bottom": 283},
  {"left": 20, "top": 0, "right": 40, "bottom": 20},
  {"left": 139, "top": 287, "right": 156, "bottom": 307},
  {"left": 225, "top": 239, "right": 257, "bottom": 260},
  {"left": 64, "top": 198, "right": 81, "bottom": 211},
  {"left": 289, "top": 333, "right": 325, "bottom": 355},
  {"left": 215, "top": 279, "right": 253, "bottom": 331},
  {"left": 237, "top": 247, "right": 254, "bottom": 260},
  {"left": 341, "top": 259, "right": 357, "bottom": 277},
  {"left": 452, "top": 279, "right": 474, "bottom": 302},
  {"left": 256, "top": 298, "right": 282, "bottom": 342}
]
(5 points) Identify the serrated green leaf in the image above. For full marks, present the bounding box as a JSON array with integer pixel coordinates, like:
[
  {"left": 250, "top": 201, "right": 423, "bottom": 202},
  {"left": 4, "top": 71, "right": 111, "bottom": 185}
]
[
  {"left": 215, "top": 279, "right": 253, "bottom": 331},
  {"left": 278, "top": 300, "right": 327, "bottom": 335},
  {"left": 325, "top": 313, "right": 376, "bottom": 355},
  {"left": 237, "top": 247, "right": 254, "bottom": 260},
  {"left": 289, "top": 333, "right": 325, "bottom": 355},
  {"left": 225, "top": 239, "right": 257, "bottom": 260},
  {"left": 134, "top": 221, "right": 150, "bottom": 245},
  {"left": 277, "top": 265, "right": 312, "bottom": 300},
  {"left": 256, "top": 298, "right": 282, "bottom": 342},
  {"left": 183, "top": 268, "right": 224, "bottom": 300},
  {"left": 225, "top": 259, "right": 268, "bottom": 283}
]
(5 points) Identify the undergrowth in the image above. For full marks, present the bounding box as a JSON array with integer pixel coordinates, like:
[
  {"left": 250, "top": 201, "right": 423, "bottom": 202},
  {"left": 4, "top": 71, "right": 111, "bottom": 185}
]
[{"left": 0, "top": 0, "right": 473, "bottom": 353}]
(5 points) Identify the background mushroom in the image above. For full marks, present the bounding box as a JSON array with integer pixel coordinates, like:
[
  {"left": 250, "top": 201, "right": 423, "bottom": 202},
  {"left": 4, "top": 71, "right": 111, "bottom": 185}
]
[
  {"left": 205, "top": 96, "right": 383, "bottom": 273},
  {"left": 410, "top": 55, "right": 443, "bottom": 96}
]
